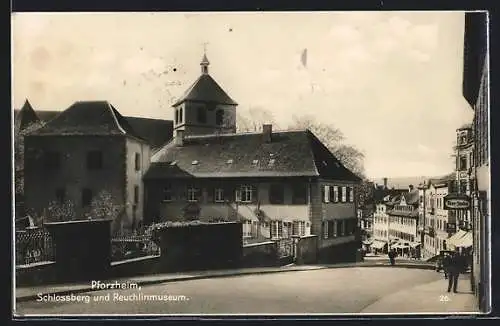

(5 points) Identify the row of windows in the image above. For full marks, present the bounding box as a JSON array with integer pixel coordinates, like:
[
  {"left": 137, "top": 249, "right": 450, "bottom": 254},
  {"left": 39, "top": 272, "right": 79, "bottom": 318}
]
[
  {"left": 389, "top": 216, "right": 416, "bottom": 226},
  {"left": 174, "top": 105, "right": 226, "bottom": 126},
  {"left": 242, "top": 220, "right": 309, "bottom": 239},
  {"left": 43, "top": 151, "right": 141, "bottom": 171},
  {"left": 425, "top": 236, "right": 447, "bottom": 252},
  {"left": 374, "top": 216, "right": 388, "bottom": 224},
  {"left": 321, "top": 185, "right": 354, "bottom": 203},
  {"left": 374, "top": 229, "right": 388, "bottom": 238},
  {"left": 54, "top": 186, "right": 139, "bottom": 207},
  {"left": 389, "top": 230, "right": 415, "bottom": 243},
  {"left": 163, "top": 184, "right": 308, "bottom": 205},
  {"left": 425, "top": 217, "right": 452, "bottom": 233},
  {"left": 322, "top": 218, "right": 357, "bottom": 239}
]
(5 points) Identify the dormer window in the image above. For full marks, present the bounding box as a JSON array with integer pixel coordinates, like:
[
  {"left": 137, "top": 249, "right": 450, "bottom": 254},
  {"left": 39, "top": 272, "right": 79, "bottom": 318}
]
[{"left": 192, "top": 160, "right": 199, "bottom": 165}]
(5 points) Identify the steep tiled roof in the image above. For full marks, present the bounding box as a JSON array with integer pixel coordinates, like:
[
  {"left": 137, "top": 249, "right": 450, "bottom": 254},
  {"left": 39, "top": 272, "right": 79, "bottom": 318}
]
[
  {"left": 172, "top": 74, "right": 238, "bottom": 106},
  {"left": 28, "top": 101, "right": 144, "bottom": 141},
  {"left": 15, "top": 100, "right": 40, "bottom": 131},
  {"left": 14, "top": 109, "right": 173, "bottom": 149},
  {"left": 123, "top": 117, "right": 173, "bottom": 151},
  {"left": 144, "top": 130, "right": 361, "bottom": 181},
  {"left": 402, "top": 189, "right": 420, "bottom": 205}
]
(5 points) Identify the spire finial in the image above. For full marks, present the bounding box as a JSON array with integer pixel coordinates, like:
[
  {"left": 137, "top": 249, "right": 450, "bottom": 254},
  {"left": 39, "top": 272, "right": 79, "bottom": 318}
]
[{"left": 201, "top": 42, "right": 210, "bottom": 74}]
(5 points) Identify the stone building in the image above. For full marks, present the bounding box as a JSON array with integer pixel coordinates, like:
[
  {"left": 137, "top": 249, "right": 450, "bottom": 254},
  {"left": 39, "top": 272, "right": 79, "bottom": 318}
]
[{"left": 21, "top": 101, "right": 170, "bottom": 234}]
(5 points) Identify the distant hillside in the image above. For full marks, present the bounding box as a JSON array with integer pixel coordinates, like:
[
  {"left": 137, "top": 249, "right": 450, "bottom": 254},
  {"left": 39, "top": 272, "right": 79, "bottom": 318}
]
[{"left": 370, "top": 176, "right": 443, "bottom": 190}]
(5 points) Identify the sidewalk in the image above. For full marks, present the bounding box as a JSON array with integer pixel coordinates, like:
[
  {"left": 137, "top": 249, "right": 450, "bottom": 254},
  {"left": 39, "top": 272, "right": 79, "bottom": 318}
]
[
  {"left": 361, "top": 273, "right": 478, "bottom": 314},
  {"left": 15, "top": 260, "right": 434, "bottom": 303}
]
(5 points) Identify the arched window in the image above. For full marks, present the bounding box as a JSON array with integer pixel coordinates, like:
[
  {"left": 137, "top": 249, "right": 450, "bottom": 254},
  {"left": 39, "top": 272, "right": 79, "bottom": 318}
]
[
  {"left": 197, "top": 106, "right": 207, "bottom": 124},
  {"left": 216, "top": 109, "right": 224, "bottom": 126}
]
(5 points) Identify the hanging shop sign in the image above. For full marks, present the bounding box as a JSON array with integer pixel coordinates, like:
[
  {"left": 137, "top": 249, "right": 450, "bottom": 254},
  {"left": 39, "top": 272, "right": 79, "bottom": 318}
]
[{"left": 444, "top": 194, "right": 471, "bottom": 210}]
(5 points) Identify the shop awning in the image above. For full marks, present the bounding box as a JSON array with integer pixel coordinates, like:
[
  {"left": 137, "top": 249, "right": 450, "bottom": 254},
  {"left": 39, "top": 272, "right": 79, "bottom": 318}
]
[
  {"left": 454, "top": 232, "right": 473, "bottom": 248},
  {"left": 410, "top": 242, "right": 421, "bottom": 248},
  {"left": 371, "top": 240, "right": 386, "bottom": 249},
  {"left": 447, "top": 229, "right": 467, "bottom": 246}
]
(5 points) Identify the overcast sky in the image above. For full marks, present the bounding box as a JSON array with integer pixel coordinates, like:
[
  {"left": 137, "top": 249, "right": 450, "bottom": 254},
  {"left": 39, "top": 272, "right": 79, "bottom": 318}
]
[{"left": 12, "top": 12, "right": 474, "bottom": 179}]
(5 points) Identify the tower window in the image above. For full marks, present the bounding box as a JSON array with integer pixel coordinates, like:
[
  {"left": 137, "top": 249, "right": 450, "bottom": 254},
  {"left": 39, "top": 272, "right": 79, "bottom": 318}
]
[
  {"left": 179, "top": 107, "right": 183, "bottom": 123},
  {"left": 175, "top": 109, "right": 179, "bottom": 125},
  {"left": 197, "top": 106, "right": 207, "bottom": 124},
  {"left": 216, "top": 109, "right": 224, "bottom": 126}
]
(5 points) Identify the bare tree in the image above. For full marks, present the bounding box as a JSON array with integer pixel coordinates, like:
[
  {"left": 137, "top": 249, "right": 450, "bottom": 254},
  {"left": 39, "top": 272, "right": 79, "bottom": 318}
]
[
  {"left": 290, "top": 115, "right": 366, "bottom": 179},
  {"left": 237, "top": 106, "right": 280, "bottom": 132}
]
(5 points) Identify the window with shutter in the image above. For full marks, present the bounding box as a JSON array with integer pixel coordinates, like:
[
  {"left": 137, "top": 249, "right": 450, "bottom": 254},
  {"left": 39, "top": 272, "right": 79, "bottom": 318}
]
[
  {"left": 214, "top": 188, "right": 224, "bottom": 202},
  {"left": 334, "top": 186, "right": 339, "bottom": 202},
  {"left": 329, "top": 186, "right": 335, "bottom": 203},
  {"left": 327, "top": 220, "right": 334, "bottom": 238},
  {"left": 299, "top": 221, "right": 305, "bottom": 236},
  {"left": 323, "top": 185, "right": 330, "bottom": 203},
  {"left": 187, "top": 186, "right": 200, "bottom": 202},
  {"left": 341, "top": 186, "right": 347, "bottom": 202},
  {"left": 323, "top": 221, "right": 328, "bottom": 239},
  {"left": 293, "top": 221, "right": 299, "bottom": 236},
  {"left": 277, "top": 221, "right": 283, "bottom": 238}
]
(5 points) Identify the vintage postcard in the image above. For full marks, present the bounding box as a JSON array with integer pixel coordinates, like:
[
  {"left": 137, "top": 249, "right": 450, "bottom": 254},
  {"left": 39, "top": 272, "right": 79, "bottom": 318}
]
[{"left": 12, "top": 11, "right": 490, "bottom": 317}]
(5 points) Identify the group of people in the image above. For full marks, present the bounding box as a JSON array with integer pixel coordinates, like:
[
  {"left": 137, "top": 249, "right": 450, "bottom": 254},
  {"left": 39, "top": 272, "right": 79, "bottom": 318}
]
[{"left": 441, "top": 248, "right": 469, "bottom": 293}]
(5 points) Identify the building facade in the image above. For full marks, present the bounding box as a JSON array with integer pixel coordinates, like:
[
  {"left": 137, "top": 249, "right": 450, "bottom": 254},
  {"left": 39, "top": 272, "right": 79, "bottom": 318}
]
[
  {"left": 387, "top": 187, "right": 420, "bottom": 257},
  {"left": 455, "top": 124, "right": 474, "bottom": 231},
  {"left": 372, "top": 201, "right": 390, "bottom": 253},
  {"left": 462, "top": 11, "right": 490, "bottom": 310},
  {"left": 143, "top": 55, "right": 362, "bottom": 263},
  {"left": 23, "top": 101, "right": 151, "bottom": 234}
]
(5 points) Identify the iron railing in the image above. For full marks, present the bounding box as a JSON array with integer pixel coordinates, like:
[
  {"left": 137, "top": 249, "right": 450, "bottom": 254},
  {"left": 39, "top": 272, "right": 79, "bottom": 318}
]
[{"left": 15, "top": 228, "right": 55, "bottom": 266}]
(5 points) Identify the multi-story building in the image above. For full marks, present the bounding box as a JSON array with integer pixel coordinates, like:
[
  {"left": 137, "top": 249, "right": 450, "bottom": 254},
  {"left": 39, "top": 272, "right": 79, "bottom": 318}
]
[
  {"left": 387, "top": 186, "right": 420, "bottom": 257},
  {"left": 462, "top": 11, "right": 490, "bottom": 310},
  {"left": 433, "top": 175, "right": 457, "bottom": 253},
  {"left": 372, "top": 199, "right": 390, "bottom": 254},
  {"left": 455, "top": 124, "right": 474, "bottom": 231},
  {"left": 22, "top": 101, "right": 165, "bottom": 234},
  {"left": 143, "top": 54, "right": 362, "bottom": 263},
  {"left": 422, "top": 180, "right": 437, "bottom": 259}
]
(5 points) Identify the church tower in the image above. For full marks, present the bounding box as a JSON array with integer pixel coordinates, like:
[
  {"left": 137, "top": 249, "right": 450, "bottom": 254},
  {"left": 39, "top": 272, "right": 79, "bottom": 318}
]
[{"left": 172, "top": 52, "right": 238, "bottom": 137}]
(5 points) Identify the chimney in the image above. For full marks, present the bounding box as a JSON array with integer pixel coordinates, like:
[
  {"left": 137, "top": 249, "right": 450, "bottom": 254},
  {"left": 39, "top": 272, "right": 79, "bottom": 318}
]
[
  {"left": 383, "top": 178, "right": 388, "bottom": 189},
  {"left": 409, "top": 184, "right": 414, "bottom": 192},
  {"left": 175, "top": 130, "right": 184, "bottom": 146},
  {"left": 262, "top": 124, "right": 272, "bottom": 143}
]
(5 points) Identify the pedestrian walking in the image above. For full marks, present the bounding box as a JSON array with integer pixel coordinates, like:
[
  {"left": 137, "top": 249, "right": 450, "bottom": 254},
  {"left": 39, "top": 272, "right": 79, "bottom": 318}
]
[
  {"left": 442, "top": 253, "right": 451, "bottom": 280},
  {"left": 388, "top": 249, "right": 395, "bottom": 266},
  {"left": 447, "top": 249, "right": 466, "bottom": 293}
]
